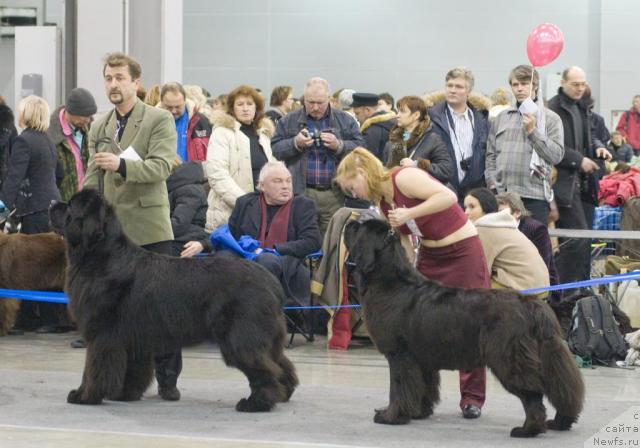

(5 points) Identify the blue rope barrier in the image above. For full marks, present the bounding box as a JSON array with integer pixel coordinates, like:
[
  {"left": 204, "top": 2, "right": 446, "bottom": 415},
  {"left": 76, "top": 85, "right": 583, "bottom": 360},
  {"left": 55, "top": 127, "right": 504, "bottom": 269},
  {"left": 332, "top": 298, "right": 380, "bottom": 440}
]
[
  {"left": 520, "top": 270, "right": 640, "bottom": 295},
  {"left": 1, "top": 270, "right": 639, "bottom": 310},
  {"left": 0, "top": 289, "right": 68, "bottom": 304}
]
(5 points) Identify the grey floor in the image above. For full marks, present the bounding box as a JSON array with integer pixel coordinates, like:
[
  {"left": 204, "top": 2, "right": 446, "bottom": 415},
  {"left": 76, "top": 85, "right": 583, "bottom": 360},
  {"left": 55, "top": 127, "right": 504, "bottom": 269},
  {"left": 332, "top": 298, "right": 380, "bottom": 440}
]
[{"left": 0, "top": 332, "right": 638, "bottom": 448}]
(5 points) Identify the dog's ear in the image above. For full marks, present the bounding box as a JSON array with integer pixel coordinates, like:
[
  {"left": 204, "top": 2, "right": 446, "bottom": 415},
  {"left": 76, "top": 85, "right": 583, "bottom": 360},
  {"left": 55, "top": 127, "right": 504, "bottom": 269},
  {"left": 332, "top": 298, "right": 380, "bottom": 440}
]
[{"left": 48, "top": 201, "right": 68, "bottom": 233}]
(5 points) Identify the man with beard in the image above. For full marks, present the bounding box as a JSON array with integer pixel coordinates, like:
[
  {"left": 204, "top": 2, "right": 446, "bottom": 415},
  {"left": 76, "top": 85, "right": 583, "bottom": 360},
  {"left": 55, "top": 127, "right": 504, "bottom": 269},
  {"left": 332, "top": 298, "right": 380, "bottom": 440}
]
[{"left": 83, "top": 52, "right": 180, "bottom": 401}]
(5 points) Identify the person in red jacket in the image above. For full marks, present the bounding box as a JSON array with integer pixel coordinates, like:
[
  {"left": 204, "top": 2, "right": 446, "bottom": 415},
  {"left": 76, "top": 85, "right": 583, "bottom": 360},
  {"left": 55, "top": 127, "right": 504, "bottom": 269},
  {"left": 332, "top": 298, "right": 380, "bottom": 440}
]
[
  {"left": 160, "top": 82, "right": 212, "bottom": 162},
  {"left": 616, "top": 95, "right": 640, "bottom": 155}
]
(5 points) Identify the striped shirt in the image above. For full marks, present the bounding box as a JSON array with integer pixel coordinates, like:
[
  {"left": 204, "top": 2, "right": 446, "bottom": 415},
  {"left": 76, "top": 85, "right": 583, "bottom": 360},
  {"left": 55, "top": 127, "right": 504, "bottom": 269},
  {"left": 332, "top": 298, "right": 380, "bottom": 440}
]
[{"left": 446, "top": 104, "right": 474, "bottom": 181}]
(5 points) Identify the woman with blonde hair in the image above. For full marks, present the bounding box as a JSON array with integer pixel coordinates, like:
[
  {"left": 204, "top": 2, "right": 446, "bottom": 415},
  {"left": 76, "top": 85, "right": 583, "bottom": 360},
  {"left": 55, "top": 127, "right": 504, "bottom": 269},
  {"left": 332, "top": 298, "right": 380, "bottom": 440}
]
[
  {"left": 205, "top": 85, "right": 275, "bottom": 231},
  {"left": 0, "top": 95, "right": 61, "bottom": 232},
  {"left": 144, "top": 84, "right": 161, "bottom": 106},
  {"left": 336, "top": 147, "right": 490, "bottom": 420}
]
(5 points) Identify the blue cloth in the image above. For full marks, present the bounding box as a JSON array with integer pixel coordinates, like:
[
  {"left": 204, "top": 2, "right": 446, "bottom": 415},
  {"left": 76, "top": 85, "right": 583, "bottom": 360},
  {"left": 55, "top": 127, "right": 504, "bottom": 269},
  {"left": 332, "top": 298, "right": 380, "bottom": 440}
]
[
  {"left": 175, "top": 109, "right": 189, "bottom": 162},
  {"left": 210, "top": 225, "right": 279, "bottom": 260}
]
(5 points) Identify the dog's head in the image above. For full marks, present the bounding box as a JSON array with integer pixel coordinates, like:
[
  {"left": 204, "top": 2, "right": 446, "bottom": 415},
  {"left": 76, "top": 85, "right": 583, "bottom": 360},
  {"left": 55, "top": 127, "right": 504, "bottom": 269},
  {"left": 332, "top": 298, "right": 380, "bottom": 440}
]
[
  {"left": 49, "top": 189, "right": 116, "bottom": 251},
  {"left": 344, "top": 219, "right": 401, "bottom": 275}
]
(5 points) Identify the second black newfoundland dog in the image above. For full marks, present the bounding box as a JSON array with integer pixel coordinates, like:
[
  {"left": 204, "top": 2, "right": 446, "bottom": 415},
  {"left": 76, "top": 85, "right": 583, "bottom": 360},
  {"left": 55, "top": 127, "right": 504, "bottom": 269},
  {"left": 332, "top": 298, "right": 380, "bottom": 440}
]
[
  {"left": 344, "top": 219, "right": 584, "bottom": 438},
  {"left": 49, "top": 189, "right": 297, "bottom": 411}
]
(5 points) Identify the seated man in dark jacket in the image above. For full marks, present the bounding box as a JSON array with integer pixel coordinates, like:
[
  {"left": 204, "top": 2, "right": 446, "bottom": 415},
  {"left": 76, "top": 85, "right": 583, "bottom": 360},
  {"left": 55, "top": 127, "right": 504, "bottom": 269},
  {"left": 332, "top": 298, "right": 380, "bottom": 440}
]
[
  {"left": 167, "top": 159, "right": 210, "bottom": 256},
  {"left": 227, "top": 161, "right": 322, "bottom": 305}
]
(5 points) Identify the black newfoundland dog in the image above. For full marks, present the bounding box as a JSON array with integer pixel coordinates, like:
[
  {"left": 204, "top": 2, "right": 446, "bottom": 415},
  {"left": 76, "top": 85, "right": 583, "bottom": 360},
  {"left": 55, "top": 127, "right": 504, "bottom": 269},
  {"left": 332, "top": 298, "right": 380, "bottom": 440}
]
[
  {"left": 49, "top": 189, "right": 298, "bottom": 411},
  {"left": 344, "top": 219, "right": 584, "bottom": 438}
]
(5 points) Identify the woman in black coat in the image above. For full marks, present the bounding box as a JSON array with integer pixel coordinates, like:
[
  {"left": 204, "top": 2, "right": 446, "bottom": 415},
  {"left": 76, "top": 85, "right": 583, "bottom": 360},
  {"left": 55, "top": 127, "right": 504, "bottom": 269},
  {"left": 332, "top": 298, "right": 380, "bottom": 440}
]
[
  {"left": 0, "top": 96, "right": 61, "bottom": 233},
  {"left": 384, "top": 95, "right": 452, "bottom": 184}
]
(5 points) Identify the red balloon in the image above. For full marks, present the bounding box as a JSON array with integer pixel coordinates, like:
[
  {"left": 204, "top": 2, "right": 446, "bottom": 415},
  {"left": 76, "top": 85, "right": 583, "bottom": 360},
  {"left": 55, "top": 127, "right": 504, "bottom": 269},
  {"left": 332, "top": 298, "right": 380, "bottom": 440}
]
[{"left": 526, "top": 23, "right": 564, "bottom": 67}]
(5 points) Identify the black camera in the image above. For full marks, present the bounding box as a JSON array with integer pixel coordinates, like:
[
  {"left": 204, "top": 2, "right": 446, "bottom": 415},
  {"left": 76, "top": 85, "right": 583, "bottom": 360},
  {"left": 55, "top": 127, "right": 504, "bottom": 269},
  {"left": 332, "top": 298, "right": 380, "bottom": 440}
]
[
  {"left": 459, "top": 157, "right": 472, "bottom": 171},
  {"left": 310, "top": 129, "right": 323, "bottom": 147},
  {"left": 305, "top": 128, "right": 334, "bottom": 148}
]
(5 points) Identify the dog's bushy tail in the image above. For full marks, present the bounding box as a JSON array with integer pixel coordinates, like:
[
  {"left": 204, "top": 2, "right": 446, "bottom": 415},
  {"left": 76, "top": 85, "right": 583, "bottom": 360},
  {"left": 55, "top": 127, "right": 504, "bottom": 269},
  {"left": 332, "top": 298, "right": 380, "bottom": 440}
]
[{"left": 531, "top": 302, "right": 585, "bottom": 421}]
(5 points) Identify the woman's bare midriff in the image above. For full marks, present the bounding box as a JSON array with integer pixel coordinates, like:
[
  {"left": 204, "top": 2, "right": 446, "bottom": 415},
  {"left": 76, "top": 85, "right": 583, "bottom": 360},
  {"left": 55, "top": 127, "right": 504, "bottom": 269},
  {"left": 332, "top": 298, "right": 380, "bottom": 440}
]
[{"left": 421, "top": 220, "right": 478, "bottom": 248}]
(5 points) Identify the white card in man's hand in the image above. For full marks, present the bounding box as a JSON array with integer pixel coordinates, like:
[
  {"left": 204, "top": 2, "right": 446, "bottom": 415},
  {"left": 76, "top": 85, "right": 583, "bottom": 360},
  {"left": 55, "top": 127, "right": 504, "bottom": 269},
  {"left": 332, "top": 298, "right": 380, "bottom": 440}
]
[
  {"left": 119, "top": 146, "right": 142, "bottom": 161},
  {"left": 518, "top": 97, "right": 538, "bottom": 115}
]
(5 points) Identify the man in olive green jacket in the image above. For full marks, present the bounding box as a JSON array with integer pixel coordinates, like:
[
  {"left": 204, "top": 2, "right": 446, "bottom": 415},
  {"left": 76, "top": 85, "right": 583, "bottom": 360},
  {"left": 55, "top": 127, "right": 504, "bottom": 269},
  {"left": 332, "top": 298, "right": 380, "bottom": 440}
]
[
  {"left": 84, "top": 55, "right": 176, "bottom": 247},
  {"left": 83, "top": 52, "right": 180, "bottom": 401}
]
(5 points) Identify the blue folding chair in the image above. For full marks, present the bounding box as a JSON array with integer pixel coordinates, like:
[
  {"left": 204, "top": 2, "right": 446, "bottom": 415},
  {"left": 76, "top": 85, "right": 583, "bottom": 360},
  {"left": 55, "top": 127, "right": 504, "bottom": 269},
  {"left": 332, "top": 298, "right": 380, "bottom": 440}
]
[{"left": 285, "top": 250, "right": 322, "bottom": 347}]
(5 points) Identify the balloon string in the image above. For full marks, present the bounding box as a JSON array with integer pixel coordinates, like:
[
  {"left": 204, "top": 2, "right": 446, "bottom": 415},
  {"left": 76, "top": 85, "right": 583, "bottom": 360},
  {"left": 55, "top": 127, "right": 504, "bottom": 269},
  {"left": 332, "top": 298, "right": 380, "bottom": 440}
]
[{"left": 530, "top": 64, "right": 535, "bottom": 99}]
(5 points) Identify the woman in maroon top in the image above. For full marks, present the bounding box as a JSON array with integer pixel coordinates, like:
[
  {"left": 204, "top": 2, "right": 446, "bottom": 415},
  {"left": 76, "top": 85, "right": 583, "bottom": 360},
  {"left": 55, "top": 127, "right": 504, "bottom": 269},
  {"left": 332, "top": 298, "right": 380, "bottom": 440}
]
[{"left": 336, "top": 147, "right": 490, "bottom": 419}]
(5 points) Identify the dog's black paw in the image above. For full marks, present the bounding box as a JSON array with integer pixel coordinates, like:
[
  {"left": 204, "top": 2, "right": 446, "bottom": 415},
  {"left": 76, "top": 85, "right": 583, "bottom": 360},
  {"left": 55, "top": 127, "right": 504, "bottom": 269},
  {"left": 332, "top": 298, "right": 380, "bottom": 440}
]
[
  {"left": 547, "top": 415, "right": 574, "bottom": 431},
  {"left": 374, "top": 408, "right": 410, "bottom": 425},
  {"left": 236, "top": 397, "right": 273, "bottom": 412},
  {"left": 67, "top": 389, "right": 82, "bottom": 404},
  {"left": 510, "top": 426, "right": 543, "bottom": 438},
  {"left": 412, "top": 406, "right": 433, "bottom": 420},
  {"left": 67, "top": 389, "right": 102, "bottom": 405}
]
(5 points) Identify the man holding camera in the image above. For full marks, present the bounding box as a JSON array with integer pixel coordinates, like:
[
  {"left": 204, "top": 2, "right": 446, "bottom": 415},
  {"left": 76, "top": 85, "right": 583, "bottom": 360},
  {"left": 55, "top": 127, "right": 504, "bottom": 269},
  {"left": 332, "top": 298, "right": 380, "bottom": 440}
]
[
  {"left": 428, "top": 67, "right": 490, "bottom": 199},
  {"left": 272, "top": 77, "right": 365, "bottom": 236},
  {"left": 485, "top": 65, "right": 564, "bottom": 225}
]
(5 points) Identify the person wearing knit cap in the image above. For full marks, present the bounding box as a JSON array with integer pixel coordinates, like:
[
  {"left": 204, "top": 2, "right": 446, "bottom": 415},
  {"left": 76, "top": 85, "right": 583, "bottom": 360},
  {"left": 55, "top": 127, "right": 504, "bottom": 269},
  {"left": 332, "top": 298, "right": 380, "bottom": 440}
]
[{"left": 47, "top": 87, "right": 98, "bottom": 201}]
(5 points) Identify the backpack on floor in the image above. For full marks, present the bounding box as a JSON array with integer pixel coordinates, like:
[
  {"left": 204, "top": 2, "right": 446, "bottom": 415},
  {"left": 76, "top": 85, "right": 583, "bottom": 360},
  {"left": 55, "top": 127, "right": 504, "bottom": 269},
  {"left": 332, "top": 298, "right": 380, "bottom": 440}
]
[{"left": 567, "top": 295, "right": 627, "bottom": 364}]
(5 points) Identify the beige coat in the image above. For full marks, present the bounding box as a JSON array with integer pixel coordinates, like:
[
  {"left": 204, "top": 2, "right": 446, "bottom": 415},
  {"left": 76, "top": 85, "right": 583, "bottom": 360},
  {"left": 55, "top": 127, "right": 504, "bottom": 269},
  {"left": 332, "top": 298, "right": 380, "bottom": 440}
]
[
  {"left": 205, "top": 112, "right": 274, "bottom": 231},
  {"left": 474, "top": 209, "right": 549, "bottom": 291}
]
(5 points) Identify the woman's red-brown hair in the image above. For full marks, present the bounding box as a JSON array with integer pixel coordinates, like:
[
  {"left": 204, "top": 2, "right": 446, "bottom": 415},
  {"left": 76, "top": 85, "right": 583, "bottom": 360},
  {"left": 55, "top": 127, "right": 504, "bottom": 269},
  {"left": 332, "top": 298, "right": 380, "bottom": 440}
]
[{"left": 226, "top": 85, "right": 265, "bottom": 131}]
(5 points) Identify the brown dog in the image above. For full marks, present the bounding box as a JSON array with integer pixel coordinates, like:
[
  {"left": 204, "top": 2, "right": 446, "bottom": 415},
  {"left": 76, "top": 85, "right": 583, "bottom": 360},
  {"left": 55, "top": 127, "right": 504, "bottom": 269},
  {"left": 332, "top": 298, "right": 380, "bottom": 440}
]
[{"left": 0, "top": 232, "right": 67, "bottom": 335}]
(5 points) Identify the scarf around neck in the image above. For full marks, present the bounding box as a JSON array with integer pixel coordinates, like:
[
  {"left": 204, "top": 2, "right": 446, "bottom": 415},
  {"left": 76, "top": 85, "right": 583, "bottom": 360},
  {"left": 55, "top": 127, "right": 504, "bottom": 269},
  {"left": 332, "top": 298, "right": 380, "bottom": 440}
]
[{"left": 258, "top": 194, "right": 293, "bottom": 249}]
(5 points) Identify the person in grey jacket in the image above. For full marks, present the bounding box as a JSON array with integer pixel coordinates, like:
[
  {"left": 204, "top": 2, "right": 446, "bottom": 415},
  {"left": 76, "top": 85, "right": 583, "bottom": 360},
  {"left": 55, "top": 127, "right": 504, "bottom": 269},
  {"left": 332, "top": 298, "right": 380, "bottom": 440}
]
[
  {"left": 384, "top": 95, "right": 452, "bottom": 185},
  {"left": 271, "top": 77, "right": 365, "bottom": 236},
  {"left": 485, "top": 65, "right": 564, "bottom": 225}
]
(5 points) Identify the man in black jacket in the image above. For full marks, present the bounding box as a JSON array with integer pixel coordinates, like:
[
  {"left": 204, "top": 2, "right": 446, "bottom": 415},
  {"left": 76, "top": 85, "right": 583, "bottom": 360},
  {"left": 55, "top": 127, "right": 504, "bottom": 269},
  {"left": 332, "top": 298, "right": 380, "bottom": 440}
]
[
  {"left": 548, "top": 66, "right": 611, "bottom": 283},
  {"left": 228, "top": 161, "right": 322, "bottom": 306},
  {"left": 351, "top": 92, "right": 396, "bottom": 162}
]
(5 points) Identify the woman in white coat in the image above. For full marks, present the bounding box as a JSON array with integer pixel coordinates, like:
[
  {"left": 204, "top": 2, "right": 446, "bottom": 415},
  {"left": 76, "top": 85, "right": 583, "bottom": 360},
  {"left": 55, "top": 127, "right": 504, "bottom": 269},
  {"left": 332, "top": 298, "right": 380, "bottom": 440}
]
[{"left": 205, "top": 85, "right": 275, "bottom": 231}]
